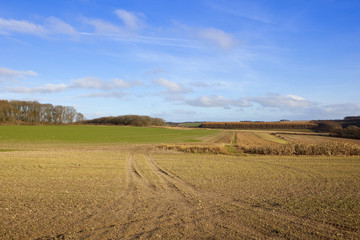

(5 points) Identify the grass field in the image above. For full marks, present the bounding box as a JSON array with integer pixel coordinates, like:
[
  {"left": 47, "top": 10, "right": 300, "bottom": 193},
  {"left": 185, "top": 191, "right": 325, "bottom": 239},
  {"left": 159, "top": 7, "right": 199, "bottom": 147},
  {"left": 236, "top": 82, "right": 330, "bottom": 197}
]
[
  {"left": 0, "top": 125, "right": 218, "bottom": 143},
  {"left": 1, "top": 126, "right": 360, "bottom": 239}
]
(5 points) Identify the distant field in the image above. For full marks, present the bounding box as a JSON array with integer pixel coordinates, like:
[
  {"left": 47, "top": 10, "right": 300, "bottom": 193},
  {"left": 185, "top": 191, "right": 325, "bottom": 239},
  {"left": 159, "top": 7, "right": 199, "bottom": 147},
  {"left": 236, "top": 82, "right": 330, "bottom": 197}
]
[
  {"left": 0, "top": 125, "right": 218, "bottom": 144},
  {"left": 178, "top": 122, "right": 203, "bottom": 127}
]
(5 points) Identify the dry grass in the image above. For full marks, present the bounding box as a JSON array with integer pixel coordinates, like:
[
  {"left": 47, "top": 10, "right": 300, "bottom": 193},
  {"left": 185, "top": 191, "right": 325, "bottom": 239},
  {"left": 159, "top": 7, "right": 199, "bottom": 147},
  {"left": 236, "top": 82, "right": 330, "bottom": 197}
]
[
  {"left": 157, "top": 143, "right": 229, "bottom": 154},
  {"left": 235, "top": 131, "right": 281, "bottom": 147},
  {"left": 277, "top": 132, "right": 360, "bottom": 144},
  {"left": 255, "top": 132, "right": 288, "bottom": 144},
  {"left": 237, "top": 142, "right": 360, "bottom": 156},
  {"left": 159, "top": 131, "right": 360, "bottom": 156}
]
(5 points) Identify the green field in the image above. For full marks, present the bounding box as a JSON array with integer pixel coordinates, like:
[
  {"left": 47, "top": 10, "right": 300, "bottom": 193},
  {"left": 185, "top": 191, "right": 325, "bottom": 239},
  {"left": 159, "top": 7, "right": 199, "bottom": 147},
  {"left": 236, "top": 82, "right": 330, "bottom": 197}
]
[{"left": 0, "top": 125, "right": 218, "bottom": 143}]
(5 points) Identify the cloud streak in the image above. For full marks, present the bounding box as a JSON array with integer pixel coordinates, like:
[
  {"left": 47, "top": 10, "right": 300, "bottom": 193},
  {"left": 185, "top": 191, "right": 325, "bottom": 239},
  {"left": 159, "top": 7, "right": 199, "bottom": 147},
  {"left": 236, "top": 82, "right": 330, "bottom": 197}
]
[
  {"left": 153, "top": 78, "right": 191, "bottom": 93},
  {"left": 115, "top": 9, "right": 146, "bottom": 30},
  {"left": 45, "top": 17, "right": 78, "bottom": 36},
  {"left": 183, "top": 93, "right": 315, "bottom": 110},
  {"left": 0, "top": 17, "right": 47, "bottom": 35},
  {"left": 77, "top": 91, "right": 127, "bottom": 99},
  {"left": 9, "top": 84, "right": 68, "bottom": 94},
  {"left": 7, "top": 77, "right": 141, "bottom": 94},
  {"left": 198, "top": 28, "right": 237, "bottom": 49},
  {"left": 0, "top": 17, "right": 78, "bottom": 37},
  {"left": 0, "top": 10, "right": 238, "bottom": 51},
  {"left": 0, "top": 67, "right": 38, "bottom": 82},
  {"left": 250, "top": 94, "right": 315, "bottom": 108},
  {"left": 186, "top": 95, "right": 250, "bottom": 108}
]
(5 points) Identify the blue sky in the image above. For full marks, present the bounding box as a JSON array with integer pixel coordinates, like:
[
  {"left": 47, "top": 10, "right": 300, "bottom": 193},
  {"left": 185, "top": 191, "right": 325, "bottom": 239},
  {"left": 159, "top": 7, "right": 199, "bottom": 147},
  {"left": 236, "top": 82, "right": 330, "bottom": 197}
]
[{"left": 1, "top": 0, "right": 359, "bottom": 122}]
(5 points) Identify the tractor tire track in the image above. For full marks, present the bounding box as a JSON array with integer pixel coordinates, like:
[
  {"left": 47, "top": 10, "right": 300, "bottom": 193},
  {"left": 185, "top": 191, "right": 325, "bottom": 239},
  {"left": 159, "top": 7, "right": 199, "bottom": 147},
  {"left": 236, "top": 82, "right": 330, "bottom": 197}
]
[{"left": 36, "top": 149, "right": 358, "bottom": 240}]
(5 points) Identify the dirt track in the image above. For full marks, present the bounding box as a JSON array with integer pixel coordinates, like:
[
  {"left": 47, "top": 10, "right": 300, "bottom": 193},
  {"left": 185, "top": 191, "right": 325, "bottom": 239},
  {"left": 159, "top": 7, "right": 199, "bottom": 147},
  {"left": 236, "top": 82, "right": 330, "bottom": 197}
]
[
  {"left": 53, "top": 151, "right": 258, "bottom": 239},
  {"left": 35, "top": 151, "right": 356, "bottom": 239}
]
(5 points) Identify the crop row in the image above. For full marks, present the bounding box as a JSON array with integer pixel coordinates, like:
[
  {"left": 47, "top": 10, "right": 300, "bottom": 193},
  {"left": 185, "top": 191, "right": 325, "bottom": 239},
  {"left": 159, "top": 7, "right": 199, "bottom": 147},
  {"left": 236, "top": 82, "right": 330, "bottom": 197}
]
[{"left": 158, "top": 141, "right": 360, "bottom": 156}]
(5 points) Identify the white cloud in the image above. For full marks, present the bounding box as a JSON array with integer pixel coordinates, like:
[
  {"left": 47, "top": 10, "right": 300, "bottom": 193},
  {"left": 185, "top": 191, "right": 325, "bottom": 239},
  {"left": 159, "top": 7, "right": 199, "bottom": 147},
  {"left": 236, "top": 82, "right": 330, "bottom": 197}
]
[
  {"left": 77, "top": 91, "right": 126, "bottom": 99},
  {"left": 84, "top": 19, "right": 123, "bottom": 35},
  {"left": 72, "top": 77, "right": 105, "bottom": 89},
  {"left": 115, "top": 9, "right": 146, "bottom": 30},
  {"left": 9, "top": 84, "right": 68, "bottom": 94},
  {"left": 320, "top": 103, "right": 360, "bottom": 115},
  {"left": 292, "top": 103, "right": 360, "bottom": 120},
  {"left": 110, "top": 78, "right": 142, "bottom": 88},
  {"left": 72, "top": 77, "right": 141, "bottom": 89},
  {"left": 186, "top": 95, "right": 251, "bottom": 108},
  {"left": 186, "top": 95, "right": 231, "bottom": 107},
  {"left": 251, "top": 94, "right": 314, "bottom": 108},
  {"left": 45, "top": 17, "right": 78, "bottom": 36},
  {"left": 83, "top": 9, "right": 146, "bottom": 37},
  {"left": 0, "top": 17, "right": 47, "bottom": 35},
  {"left": 6, "top": 76, "right": 141, "bottom": 94},
  {"left": 0, "top": 17, "right": 78, "bottom": 37},
  {"left": 0, "top": 67, "right": 38, "bottom": 81},
  {"left": 183, "top": 94, "right": 314, "bottom": 110},
  {"left": 198, "top": 28, "right": 237, "bottom": 49},
  {"left": 153, "top": 78, "right": 191, "bottom": 93}
]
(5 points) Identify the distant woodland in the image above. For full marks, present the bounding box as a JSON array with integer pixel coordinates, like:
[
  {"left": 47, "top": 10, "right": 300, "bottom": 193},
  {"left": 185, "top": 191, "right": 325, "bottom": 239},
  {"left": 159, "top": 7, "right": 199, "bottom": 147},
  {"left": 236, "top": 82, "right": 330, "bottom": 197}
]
[
  {"left": 0, "top": 100, "right": 84, "bottom": 125},
  {"left": 83, "top": 115, "right": 166, "bottom": 127},
  {"left": 315, "top": 117, "right": 360, "bottom": 139}
]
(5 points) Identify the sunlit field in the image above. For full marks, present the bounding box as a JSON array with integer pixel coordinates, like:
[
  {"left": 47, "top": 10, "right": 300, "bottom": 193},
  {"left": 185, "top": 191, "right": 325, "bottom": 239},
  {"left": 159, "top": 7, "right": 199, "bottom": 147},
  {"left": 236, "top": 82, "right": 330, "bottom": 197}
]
[{"left": 1, "top": 126, "right": 360, "bottom": 239}]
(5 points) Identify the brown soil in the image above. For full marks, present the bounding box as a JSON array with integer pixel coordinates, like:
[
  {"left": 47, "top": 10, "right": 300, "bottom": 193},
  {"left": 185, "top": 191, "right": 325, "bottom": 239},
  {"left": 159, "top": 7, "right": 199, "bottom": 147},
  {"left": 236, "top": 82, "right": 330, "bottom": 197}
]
[{"left": 1, "top": 144, "right": 359, "bottom": 239}]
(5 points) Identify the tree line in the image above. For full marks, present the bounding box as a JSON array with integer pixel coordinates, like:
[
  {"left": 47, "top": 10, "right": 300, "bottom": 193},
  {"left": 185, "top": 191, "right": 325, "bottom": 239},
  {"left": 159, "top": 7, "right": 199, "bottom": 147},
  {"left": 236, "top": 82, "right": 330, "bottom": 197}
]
[
  {"left": 315, "top": 120, "right": 360, "bottom": 139},
  {"left": 200, "top": 121, "right": 318, "bottom": 129},
  {"left": 83, "top": 115, "right": 166, "bottom": 127},
  {"left": 0, "top": 100, "right": 84, "bottom": 125}
]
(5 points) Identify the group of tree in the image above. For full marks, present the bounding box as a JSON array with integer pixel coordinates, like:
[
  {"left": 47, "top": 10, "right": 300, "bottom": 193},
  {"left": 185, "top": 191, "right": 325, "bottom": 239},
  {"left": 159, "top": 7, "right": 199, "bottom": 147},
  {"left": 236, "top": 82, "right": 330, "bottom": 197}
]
[
  {"left": 315, "top": 117, "right": 360, "bottom": 139},
  {"left": 83, "top": 115, "right": 165, "bottom": 127},
  {"left": 200, "top": 121, "right": 318, "bottom": 129},
  {"left": 0, "top": 100, "right": 84, "bottom": 125}
]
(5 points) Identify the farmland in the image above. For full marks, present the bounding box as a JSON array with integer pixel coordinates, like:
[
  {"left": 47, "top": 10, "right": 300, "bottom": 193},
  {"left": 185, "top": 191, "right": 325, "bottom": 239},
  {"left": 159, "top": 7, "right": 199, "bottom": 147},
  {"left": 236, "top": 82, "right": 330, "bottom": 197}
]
[
  {"left": 1, "top": 126, "right": 360, "bottom": 239},
  {"left": 0, "top": 125, "right": 218, "bottom": 143}
]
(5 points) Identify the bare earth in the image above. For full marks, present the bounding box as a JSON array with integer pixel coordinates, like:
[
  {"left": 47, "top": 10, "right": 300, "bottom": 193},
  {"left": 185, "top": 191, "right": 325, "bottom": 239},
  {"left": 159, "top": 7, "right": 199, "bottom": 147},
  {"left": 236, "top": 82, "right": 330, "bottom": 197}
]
[{"left": 1, "top": 142, "right": 360, "bottom": 239}]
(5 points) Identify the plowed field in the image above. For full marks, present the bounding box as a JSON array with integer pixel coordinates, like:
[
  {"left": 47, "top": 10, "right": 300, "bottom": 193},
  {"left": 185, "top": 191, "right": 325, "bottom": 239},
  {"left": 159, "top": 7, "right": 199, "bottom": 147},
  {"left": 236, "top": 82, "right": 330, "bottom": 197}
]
[{"left": 1, "top": 127, "right": 360, "bottom": 239}]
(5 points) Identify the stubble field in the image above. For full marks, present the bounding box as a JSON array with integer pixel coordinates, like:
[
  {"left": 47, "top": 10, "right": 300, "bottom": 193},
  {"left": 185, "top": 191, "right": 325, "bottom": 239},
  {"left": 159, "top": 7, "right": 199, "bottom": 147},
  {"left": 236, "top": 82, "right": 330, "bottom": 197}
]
[{"left": 1, "top": 126, "right": 360, "bottom": 239}]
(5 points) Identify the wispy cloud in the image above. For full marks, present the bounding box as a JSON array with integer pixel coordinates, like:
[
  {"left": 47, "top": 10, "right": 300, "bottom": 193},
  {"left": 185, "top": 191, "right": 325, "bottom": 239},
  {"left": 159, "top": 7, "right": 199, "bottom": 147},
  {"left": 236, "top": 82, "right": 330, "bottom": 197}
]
[
  {"left": 152, "top": 109, "right": 198, "bottom": 119},
  {"left": 9, "top": 83, "right": 68, "bottom": 94},
  {"left": 83, "top": 18, "right": 123, "bottom": 36},
  {"left": 198, "top": 28, "right": 237, "bottom": 49},
  {"left": 72, "top": 77, "right": 141, "bottom": 90},
  {"left": 250, "top": 94, "right": 315, "bottom": 108},
  {"left": 183, "top": 93, "right": 315, "bottom": 110},
  {"left": 81, "top": 9, "right": 146, "bottom": 38},
  {"left": 186, "top": 95, "right": 250, "bottom": 108},
  {"left": 0, "top": 67, "right": 38, "bottom": 82},
  {"left": 0, "top": 17, "right": 78, "bottom": 37},
  {"left": 77, "top": 91, "right": 127, "bottom": 99},
  {"left": 207, "top": 2, "right": 272, "bottom": 24},
  {"left": 7, "top": 77, "right": 141, "bottom": 94},
  {"left": 313, "top": 103, "right": 360, "bottom": 117},
  {"left": 0, "top": 17, "right": 47, "bottom": 35},
  {"left": 115, "top": 9, "right": 146, "bottom": 30},
  {"left": 45, "top": 17, "right": 78, "bottom": 36},
  {"left": 153, "top": 78, "right": 191, "bottom": 93}
]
